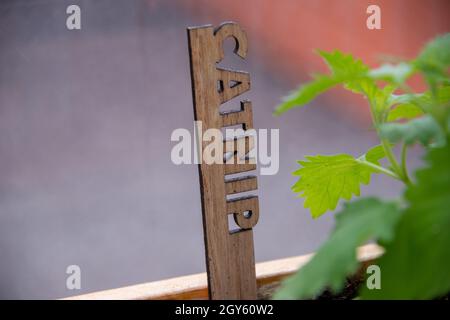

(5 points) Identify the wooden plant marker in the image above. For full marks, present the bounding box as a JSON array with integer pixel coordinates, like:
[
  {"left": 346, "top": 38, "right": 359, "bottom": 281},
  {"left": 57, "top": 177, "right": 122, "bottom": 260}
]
[{"left": 187, "top": 22, "right": 259, "bottom": 299}]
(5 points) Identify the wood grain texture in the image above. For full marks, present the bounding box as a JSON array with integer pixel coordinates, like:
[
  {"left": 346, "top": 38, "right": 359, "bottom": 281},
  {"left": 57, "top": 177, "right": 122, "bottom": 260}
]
[
  {"left": 225, "top": 175, "right": 257, "bottom": 195},
  {"left": 221, "top": 101, "right": 253, "bottom": 129},
  {"left": 227, "top": 196, "right": 259, "bottom": 229},
  {"left": 64, "top": 244, "right": 383, "bottom": 300},
  {"left": 187, "top": 22, "right": 259, "bottom": 299}
]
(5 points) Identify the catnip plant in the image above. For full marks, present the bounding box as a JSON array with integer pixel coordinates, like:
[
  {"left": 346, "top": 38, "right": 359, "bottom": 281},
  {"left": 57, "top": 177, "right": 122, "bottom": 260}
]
[{"left": 273, "top": 34, "right": 450, "bottom": 299}]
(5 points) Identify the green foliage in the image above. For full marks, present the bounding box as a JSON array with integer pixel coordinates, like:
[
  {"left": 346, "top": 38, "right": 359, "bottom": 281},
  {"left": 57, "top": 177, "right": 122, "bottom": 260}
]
[
  {"left": 363, "top": 144, "right": 388, "bottom": 163},
  {"left": 368, "top": 84, "right": 397, "bottom": 122},
  {"left": 274, "top": 198, "right": 402, "bottom": 299},
  {"left": 414, "top": 34, "right": 450, "bottom": 86},
  {"left": 385, "top": 86, "right": 450, "bottom": 127},
  {"left": 318, "top": 50, "right": 369, "bottom": 86},
  {"left": 292, "top": 147, "right": 386, "bottom": 218},
  {"left": 274, "top": 51, "right": 370, "bottom": 116},
  {"left": 274, "top": 33, "right": 450, "bottom": 300},
  {"left": 379, "top": 115, "right": 445, "bottom": 146},
  {"left": 369, "top": 63, "right": 413, "bottom": 84},
  {"left": 387, "top": 103, "right": 424, "bottom": 121},
  {"left": 274, "top": 76, "right": 339, "bottom": 116},
  {"left": 362, "top": 144, "right": 450, "bottom": 299}
]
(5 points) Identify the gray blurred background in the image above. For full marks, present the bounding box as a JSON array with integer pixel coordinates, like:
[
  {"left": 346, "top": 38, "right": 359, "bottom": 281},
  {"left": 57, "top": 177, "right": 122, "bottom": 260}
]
[{"left": 1, "top": 0, "right": 442, "bottom": 299}]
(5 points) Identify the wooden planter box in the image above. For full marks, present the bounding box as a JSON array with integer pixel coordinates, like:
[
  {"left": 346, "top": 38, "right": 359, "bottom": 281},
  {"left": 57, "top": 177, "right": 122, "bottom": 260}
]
[{"left": 65, "top": 244, "right": 381, "bottom": 300}]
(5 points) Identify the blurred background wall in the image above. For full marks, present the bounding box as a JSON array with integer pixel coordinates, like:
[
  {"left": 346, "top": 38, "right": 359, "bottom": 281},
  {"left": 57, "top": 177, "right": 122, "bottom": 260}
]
[
  {"left": 181, "top": 0, "right": 450, "bottom": 121},
  {"left": 0, "top": 0, "right": 448, "bottom": 299}
]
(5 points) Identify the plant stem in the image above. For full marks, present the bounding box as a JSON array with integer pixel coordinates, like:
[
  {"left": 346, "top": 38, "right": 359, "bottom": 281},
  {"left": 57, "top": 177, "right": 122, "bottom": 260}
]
[
  {"left": 381, "top": 139, "right": 403, "bottom": 179},
  {"left": 357, "top": 159, "right": 401, "bottom": 181},
  {"left": 367, "top": 97, "right": 407, "bottom": 184},
  {"left": 401, "top": 143, "right": 412, "bottom": 185}
]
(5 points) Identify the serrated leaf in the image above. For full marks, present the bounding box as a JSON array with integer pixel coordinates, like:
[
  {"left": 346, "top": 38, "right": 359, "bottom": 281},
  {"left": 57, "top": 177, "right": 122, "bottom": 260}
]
[
  {"left": 274, "top": 50, "right": 372, "bottom": 115},
  {"left": 318, "top": 50, "right": 377, "bottom": 96},
  {"left": 274, "top": 198, "right": 401, "bottom": 299},
  {"left": 362, "top": 144, "right": 450, "bottom": 299},
  {"left": 292, "top": 152, "right": 383, "bottom": 218},
  {"left": 379, "top": 115, "right": 444, "bottom": 146},
  {"left": 318, "top": 50, "right": 369, "bottom": 77}
]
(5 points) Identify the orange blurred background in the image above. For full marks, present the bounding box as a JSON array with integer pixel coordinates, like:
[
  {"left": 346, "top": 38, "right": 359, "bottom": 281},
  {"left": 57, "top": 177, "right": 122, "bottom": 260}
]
[{"left": 178, "top": 0, "right": 450, "bottom": 122}]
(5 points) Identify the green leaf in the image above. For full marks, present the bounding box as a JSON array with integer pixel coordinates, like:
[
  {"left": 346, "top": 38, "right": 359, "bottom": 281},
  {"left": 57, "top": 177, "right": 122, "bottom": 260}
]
[
  {"left": 386, "top": 87, "right": 450, "bottom": 122},
  {"left": 318, "top": 50, "right": 376, "bottom": 96},
  {"left": 370, "top": 85, "right": 397, "bottom": 120},
  {"left": 389, "top": 93, "right": 426, "bottom": 106},
  {"left": 318, "top": 50, "right": 369, "bottom": 77},
  {"left": 292, "top": 151, "right": 384, "bottom": 218},
  {"left": 274, "top": 75, "right": 338, "bottom": 115},
  {"left": 274, "top": 198, "right": 402, "bottom": 299},
  {"left": 364, "top": 144, "right": 388, "bottom": 164},
  {"left": 317, "top": 52, "right": 406, "bottom": 119},
  {"left": 434, "top": 85, "right": 450, "bottom": 103},
  {"left": 387, "top": 103, "right": 424, "bottom": 121},
  {"left": 379, "top": 115, "right": 445, "bottom": 146},
  {"left": 415, "top": 33, "right": 450, "bottom": 84},
  {"left": 369, "top": 62, "right": 413, "bottom": 84},
  {"left": 274, "top": 50, "right": 372, "bottom": 115},
  {"left": 362, "top": 144, "right": 450, "bottom": 299}
]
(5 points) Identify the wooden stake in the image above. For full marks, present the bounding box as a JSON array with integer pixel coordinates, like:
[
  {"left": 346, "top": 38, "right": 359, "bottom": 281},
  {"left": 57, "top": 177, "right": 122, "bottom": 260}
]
[{"left": 187, "top": 22, "right": 259, "bottom": 300}]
